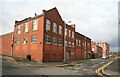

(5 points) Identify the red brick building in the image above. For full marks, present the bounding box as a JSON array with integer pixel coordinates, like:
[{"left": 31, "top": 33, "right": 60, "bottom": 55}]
[
  {"left": 1, "top": 7, "right": 92, "bottom": 62},
  {"left": 0, "top": 32, "right": 13, "bottom": 56},
  {"left": 91, "top": 41, "right": 103, "bottom": 58},
  {"left": 96, "top": 42, "right": 109, "bottom": 57}
]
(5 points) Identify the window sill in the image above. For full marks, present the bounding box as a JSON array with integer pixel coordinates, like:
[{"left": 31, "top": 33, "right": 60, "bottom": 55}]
[
  {"left": 59, "top": 44, "right": 63, "bottom": 46},
  {"left": 52, "top": 44, "right": 57, "bottom": 45},
  {"left": 31, "top": 42, "right": 37, "bottom": 44},
  {"left": 45, "top": 42, "right": 51, "bottom": 44}
]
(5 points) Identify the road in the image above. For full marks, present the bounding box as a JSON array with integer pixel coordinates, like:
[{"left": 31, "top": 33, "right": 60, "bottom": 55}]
[{"left": 1, "top": 58, "right": 118, "bottom": 77}]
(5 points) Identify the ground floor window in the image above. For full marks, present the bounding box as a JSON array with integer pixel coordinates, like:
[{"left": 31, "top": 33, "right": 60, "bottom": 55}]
[{"left": 71, "top": 51, "right": 74, "bottom": 56}]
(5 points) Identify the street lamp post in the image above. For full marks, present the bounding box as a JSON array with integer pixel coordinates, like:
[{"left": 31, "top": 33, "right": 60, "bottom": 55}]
[{"left": 63, "top": 21, "right": 71, "bottom": 62}]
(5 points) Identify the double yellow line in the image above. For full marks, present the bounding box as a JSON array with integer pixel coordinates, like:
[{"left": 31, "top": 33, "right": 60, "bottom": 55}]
[{"left": 95, "top": 61, "right": 113, "bottom": 77}]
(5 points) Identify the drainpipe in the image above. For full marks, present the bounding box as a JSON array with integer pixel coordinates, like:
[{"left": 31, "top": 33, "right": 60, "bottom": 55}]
[
  {"left": 64, "top": 21, "right": 66, "bottom": 62},
  {"left": 11, "top": 34, "right": 14, "bottom": 56}
]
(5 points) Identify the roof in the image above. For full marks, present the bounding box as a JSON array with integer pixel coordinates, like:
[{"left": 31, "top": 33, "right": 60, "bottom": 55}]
[
  {"left": 0, "top": 32, "right": 13, "bottom": 37},
  {"left": 15, "top": 14, "right": 43, "bottom": 26},
  {"left": 75, "top": 32, "right": 91, "bottom": 40},
  {"left": 15, "top": 7, "right": 62, "bottom": 26}
]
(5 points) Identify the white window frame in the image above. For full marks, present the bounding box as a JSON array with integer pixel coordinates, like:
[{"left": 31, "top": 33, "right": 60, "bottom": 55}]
[
  {"left": 33, "top": 19, "right": 38, "bottom": 31},
  {"left": 79, "top": 40, "right": 81, "bottom": 46},
  {"left": 65, "top": 40, "right": 67, "bottom": 46},
  {"left": 32, "top": 35, "right": 37, "bottom": 43},
  {"left": 17, "top": 25, "right": 21, "bottom": 34},
  {"left": 69, "top": 42, "right": 71, "bottom": 47},
  {"left": 59, "top": 39, "right": 62, "bottom": 45},
  {"left": 69, "top": 30, "right": 71, "bottom": 37},
  {"left": 16, "top": 39, "right": 20, "bottom": 45},
  {"left": 23, "top": 37, "right": 28, "bottom": 44},
  {"left": 24, "top": 23, "right": 28, "bottom": 32},
  {"left": 65, "top": 28, "right": 67, "bottom": 36},
  {"left": 76, "top": 39, "right": 78, "bottom": 46},
  {"left": 72, "top": 31, "right": 74, "bottom": 38},
  {"left": 45, "top": 35, "right": 50, "bottom": 44},
  {"left": 53, "top": 22, "right": 57, "bottom": 33},
  {"left": 46, "top": 19, "right": 51, "bottom": 31},
  {"left": 53, "top": 37, "right": 57, "bottom": 45},
  {"left": 59, "top": 25, "right": 62, "bottom": 34},
  {"left": 72, "top": 42, "right": 74, "bottom": 47}
]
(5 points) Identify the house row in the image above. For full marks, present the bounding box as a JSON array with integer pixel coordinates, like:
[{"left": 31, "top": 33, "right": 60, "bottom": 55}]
[
  {"left": 91, "top": 41, "right": 110, "bottom": 58},
  {"left": 0, "top": 7, "right": 109, "bottom": 62}
]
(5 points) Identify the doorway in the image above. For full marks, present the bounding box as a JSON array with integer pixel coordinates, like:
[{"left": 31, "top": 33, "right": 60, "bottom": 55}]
[{"left": 67, "top": 51, "right": 70, "bottom": 60}]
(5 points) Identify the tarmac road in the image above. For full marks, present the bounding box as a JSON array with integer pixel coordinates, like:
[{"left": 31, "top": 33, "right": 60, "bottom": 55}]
[{"left": 1, "top": 58, "right": 118, "bottom": 77}]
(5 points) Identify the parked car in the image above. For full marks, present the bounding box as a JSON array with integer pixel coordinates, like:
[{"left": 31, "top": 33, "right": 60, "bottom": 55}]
[{"left": 102, "top": 56, "right": 107, "bottom": 59}]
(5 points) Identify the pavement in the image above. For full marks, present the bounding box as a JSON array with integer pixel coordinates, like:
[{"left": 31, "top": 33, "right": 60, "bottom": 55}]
[
  {"left": 1, "top": 55, "right": 92, "bottom": 67},
  {"left": 102, "top": 58, "right": 120, "bottom": 76}
]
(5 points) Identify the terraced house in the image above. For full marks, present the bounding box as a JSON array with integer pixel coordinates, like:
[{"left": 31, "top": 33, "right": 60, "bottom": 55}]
[{"left": 0, "top": 7, "right": 92, "bottom": 62}]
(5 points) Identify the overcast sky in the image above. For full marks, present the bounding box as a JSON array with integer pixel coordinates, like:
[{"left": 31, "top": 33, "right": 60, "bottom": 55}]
[{"left": 0, "top": 0, "right": 119, "bottom": 52}]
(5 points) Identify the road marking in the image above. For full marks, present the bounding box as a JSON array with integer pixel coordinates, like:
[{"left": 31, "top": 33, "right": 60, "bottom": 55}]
[
  {"left": 5, "top": 59, "right": 76, "bottom": 67},
  {"left": 95, "top": 61, "right": 113, "bottom": 77}
]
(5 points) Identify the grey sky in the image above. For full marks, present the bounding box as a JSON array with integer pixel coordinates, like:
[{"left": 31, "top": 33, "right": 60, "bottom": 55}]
[{"left": 0, "top": 0, "right": 119, "bottom": 52}]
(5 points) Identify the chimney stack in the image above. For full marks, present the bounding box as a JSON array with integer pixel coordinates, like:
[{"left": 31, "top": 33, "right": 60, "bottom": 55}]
[{"left": 71, "top": 24, "right": 75, "bottom": 28}]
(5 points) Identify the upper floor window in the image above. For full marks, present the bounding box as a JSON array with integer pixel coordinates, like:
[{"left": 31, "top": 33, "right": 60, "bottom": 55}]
[
  {"left": 16, "top": 39, "right": 20, "bottom": 45},
  {"left": 79, "top": 40, "right": 81, "bottom": 46},
  {"left": 45, "top": 35, "right": 50, "bottom": 43},
  {"left": 59, "top": 39, "right": 62, "bottom": 45},
  {"left": 71, "top": 51, "right": 74, "bottom": 56},
  {"left": 72, "top": 31, "right": 74, "bottom": 38},
  {"left": 53, "top": 37, "right": 57, "bottom": 45},
  {"left": 33, "top": 20, "right": 38, "bottom": 31},
  {"left": 32, "top": 35, "right": 37, "bottom": 43},
  {"left": 69, "top": 42, "right": 71, "bottom": 47},
  {"left": 82, "top": 40, "right": 85, "bottom": 46},
  {"left": 72, "top": 42, "right": 74, "bottom": 47},
  {"left": 69, "top": 30, "right": 71, "bottom": 37},
  {"left": 65, "top": 28, "right": 67, "bottom": 36},
  {"left": 65, "top": 40, "right": 67, "bottom": 46},
  {"left": 87, "top": 43, "right": 90, "bottom": 48},
  {"left": 59, "top": 25, "right": 62, "bottom": 34},
  {"left": 24, "top": 23, "right": 28, "bottom": 32},
  {"left": 17, "top": 25, "right": 21, "bottom": 34},
  {"left": 23, "top": 37, "right": 28, "bottom": 44},
  {"left": 46, "top": 19, "right": 50, "bottom": 30},
  {"left": 53, "top": 22, "right": 57, "bottom": 33},
  {"left": 76, "top": 39, "right": 78, "bottom": 46}
]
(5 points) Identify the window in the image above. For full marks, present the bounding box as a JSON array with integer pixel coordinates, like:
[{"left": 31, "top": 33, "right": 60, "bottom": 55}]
[
  {"left": 65, "top": 41, "right": 67, "bottom": 46},
  {"left": 69, "top": 30, "right": 71, "bottom": 37},
  {"left": 45, "top": 35, "right": 50, "bottom": 43},
  {"left": 46, "top": 19, "right": 50, "bottom": 30},
  {"left": 104, "top": 46, "right": 105, "bottom": 49},
  {"left": 23, "top": 37, "right": 28, "bottom": 44},
  {"left": 32, "top": 36, "right": 37, "bottom": 43},
  {"left": 71, "top": 51, "right": 74, "bottom": 56},
  {"left": 24, "top": 23, "right": 28, "bottom": 32},
  {"left": 92, "top": 47, "right": 94, "bottom": 51},
  {"left": 33, "top": 20, "right": 38, "bottom": 31},
  {"left": 16, "top": 39, "right": 20, "bottom": 45},
  {"left": 82, "top": 40, "right": 85, "bottom": 46},
  {"left": 59, "top": 25, "right": 62, "bottom": 34},
  {"left": 72, "top": 42, "right": 74, "bottom": 47},
  {"left": 87, "top": 43, "right": 90, "bottom": 48},
  {"left": 65, "top": 28, "right": 67, "bottom": 36},
  {"left": 72, "top": 31, "right": 74, "bottom": 38},
  {"left": 53, "top": 37, "right": 57, "bottom": 45},
  {"left": 76, "top": 39, "right": 78, "bottom": 46},
  {"left": 59, "top": 39, "right": 62, "bottom": 45},
  {"left": 79, "top": 40, "right": 81, "bottom": 46},
  {"left": 69, "top": 42, "right": 71, "bottom": 47},
  {"left": 53, "top": 22, "right": 57, "bottom": 33},
  {"left": 17, "top": 25, "right": 21, "bottom": 34}
]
